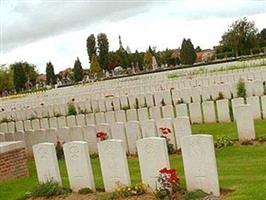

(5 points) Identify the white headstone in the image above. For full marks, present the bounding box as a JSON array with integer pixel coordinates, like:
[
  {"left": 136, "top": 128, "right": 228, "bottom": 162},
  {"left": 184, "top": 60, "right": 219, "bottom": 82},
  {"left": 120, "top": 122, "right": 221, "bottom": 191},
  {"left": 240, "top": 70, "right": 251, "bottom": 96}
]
[
  {"left": 162, "top": 105, "right": 175, "bottom": 118},
  {"left": 125, "top": 121, "right": 142, "bottom": 155},
  {"left": 140, "top": 119, "right": 157, "bottom": 137},
  {"left": 49, "top": 117, "right": 58, "bottom": 129},
  {"left": 246, "top": 96, "right": 261, "bottom": 119},
  {"left": 105, "top": 111, "right": 116, "bottom": 124},
  {"left": 95, "top": 112, "right": 106, "bottom": 124},
  {"left": 202, "top": 101, "right": 216, "bottom": 123},
  {"left": 149, "top": 106, "right": 161, "bottom": 120},
  {"left": 172, "top": 117, "right": 192, "bottom": 148},
  {"left": 138, "top": 108, "right": 149, "bottom": 121},
  {"left": 82, "top": 125, "right": 98, "bottom": 154},
  {"left": 216, "top": 99, "right": 231, "bottom": 123},
  {"left": 126, "top": 109, "right": 138, "bottom": 121},
  {"left": 110, "top": 122, "right": 128, "bottom": 152},
  {"left": 115, "top": 110, "right": 127, "bottom": 122},
  {"left": 33, "top": 143, "right": 62, "bottom": 185},
  {"left": 189, "top": 103, "right": 203, "bottom": 124},
  {"left": 235, "top": 105, "right": 256, "bottom": 141},
  {"left": 63, "top": 141, "right": 95, "bottom": 192},
  {"left": 231, "top": 97, "right": 244, "bottom": 120},
  {"left": 57, "top": 116, "right": 67, "bottom": 128},
  {"left": 181, "top": 135, "right": 220, "bottom": 196},
  {"left": 67, "top": 115, "right": 77, "bottom": 127},
  {"left": 137, "top": 137, "right": 170, "bottom": 190},
  {"left": 98, "top": 139, "right": 131, "bottom": 192},
  {"left": 76, "top": 114, "right": 86, "bottom": 127}
]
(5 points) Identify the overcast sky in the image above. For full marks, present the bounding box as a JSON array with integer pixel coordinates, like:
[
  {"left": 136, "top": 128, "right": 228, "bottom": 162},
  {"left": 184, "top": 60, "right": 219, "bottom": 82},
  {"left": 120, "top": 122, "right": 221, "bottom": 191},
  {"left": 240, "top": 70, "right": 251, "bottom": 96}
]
[{"left": 1, "top": 0, "right": 266, "bottom": 73}]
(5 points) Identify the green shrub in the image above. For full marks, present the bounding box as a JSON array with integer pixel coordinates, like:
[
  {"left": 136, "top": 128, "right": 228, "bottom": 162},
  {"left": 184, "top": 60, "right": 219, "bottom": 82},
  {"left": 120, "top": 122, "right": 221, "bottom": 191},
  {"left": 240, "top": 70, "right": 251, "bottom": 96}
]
[
  {"left": 184, "top": 189, "right": 208, "bottom": 200},
  {"left": 115, "top": 183, "right": 146, "bottom": 198},
  {"left": 78, "top": 187, "right": 93, "bottom": 194},
  {"left": 236, "top": 79, "right": 246, "bottom": 98},
  {"left": 68, "top": 103, "right": 77, "bottom": 115},
  {"left": 30, "top": 181, "right": 70, "bottom": 198},
  {"left": 257, "top": 135, "right": 266, "bottom": 143},
  {"left": 215, "top": 136, "right": 234, "bottom": 149},
  {"left": 90, "top": 153, "right": 99, "bottom": 159}
]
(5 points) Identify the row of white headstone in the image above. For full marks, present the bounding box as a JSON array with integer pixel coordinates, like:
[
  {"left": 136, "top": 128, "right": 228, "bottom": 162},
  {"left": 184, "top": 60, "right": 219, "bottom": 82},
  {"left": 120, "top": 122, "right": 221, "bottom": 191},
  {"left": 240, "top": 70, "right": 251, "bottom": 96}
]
[
  {"left": 1, "top": 96, "right": 265, "bottom": 135},
  {"left": 2, "top": 58, "right": 265, "bottom": 112},
  {"left": 1, "top": 78, "right": 265, "bottom": 120},
  {"left": 33, "top": 135, "right": 220, "bottom": 196},
  {"left": 1, "top": 103, "right": 257, "bottom": 155}
]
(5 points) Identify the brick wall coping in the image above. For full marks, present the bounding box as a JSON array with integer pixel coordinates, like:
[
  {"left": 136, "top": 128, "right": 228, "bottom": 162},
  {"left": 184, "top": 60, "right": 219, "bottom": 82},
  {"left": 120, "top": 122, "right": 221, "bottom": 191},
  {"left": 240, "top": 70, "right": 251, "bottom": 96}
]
[{"left": 0, "top": 141, "right": 25, "bottom": 154}]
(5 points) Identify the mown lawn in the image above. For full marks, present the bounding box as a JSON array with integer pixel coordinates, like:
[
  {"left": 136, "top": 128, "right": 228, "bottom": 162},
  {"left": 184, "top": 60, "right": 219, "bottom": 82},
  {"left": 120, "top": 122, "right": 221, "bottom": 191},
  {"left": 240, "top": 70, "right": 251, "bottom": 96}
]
[{"left": 0, "top": 120, "right": 266, "bottom": 200}]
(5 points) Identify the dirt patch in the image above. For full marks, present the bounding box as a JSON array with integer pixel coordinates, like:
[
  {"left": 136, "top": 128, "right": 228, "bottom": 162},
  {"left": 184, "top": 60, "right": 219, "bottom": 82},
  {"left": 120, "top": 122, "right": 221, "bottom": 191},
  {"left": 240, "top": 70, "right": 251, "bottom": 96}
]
[{"left": 29, "top": 193, "right": 157, "bottom": 200}]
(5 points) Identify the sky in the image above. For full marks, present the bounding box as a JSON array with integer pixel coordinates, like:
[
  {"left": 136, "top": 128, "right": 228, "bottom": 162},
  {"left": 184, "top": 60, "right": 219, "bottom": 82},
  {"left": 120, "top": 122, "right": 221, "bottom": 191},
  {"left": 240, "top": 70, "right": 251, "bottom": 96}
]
[{"left": 0, "top": 0, "right": 266, "bottom": 73}]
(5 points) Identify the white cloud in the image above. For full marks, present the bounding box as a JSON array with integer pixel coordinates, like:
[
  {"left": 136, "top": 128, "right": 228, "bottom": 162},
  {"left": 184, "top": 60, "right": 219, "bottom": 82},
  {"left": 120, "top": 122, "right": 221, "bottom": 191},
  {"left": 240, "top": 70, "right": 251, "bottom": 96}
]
[{"left": 1, "top": 0, "right": 265, "bottom": 73}]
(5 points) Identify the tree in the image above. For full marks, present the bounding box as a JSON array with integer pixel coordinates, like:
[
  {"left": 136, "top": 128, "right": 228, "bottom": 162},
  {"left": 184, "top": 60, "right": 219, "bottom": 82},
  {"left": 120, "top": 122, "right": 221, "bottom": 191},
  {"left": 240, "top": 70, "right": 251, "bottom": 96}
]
[
  {"left": 73, "top": 57, "right": 84, "bottom": 82},
  {"left": 135, "top": 50, "right": 144, "bottom": 69},
  {"left": 107, "top": 51, "right": 122, "bottom": 70},
  {"left": 144, "top": 51, "right": 153, "bottom": 70},
  {"left": 10, "top": 62, "right": 27, "bottom": 91},
  {"left": 90, "top": 54, "right": 102, "bottom": 78},
  {"left": 180, "top": 38, "right": 197, "bottom": 65},
  {"left": 46, "top": 61, "right": 56, "bottom": 85},
  {"left": 219, "top": 17, "right": 258, "bottom": 56},
  {"left": 21, "top": 62, "right": 38, "bottom": 84},
  {"left": 259, "top": 28, "right": 266, "bottom": 47},
  {"left": 97, "top": 33, "right": 109, "bottom": 70},
  {"left": 86, "top": 34, "right": 96, "bottom": 63},
  {"left": 0, "top": 66, "right": 13, "bottom": 93},
  {"left": 195, "top": 46, "right": 202, "bottom": 52},
  {"left": 160, "top": 49, "right": 179, "bottom": 67}
]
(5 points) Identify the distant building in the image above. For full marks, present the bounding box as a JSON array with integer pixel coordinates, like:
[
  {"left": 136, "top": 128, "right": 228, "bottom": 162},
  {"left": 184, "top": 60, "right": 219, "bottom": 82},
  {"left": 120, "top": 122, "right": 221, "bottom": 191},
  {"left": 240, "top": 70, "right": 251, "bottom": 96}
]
[
  {"left": 36, "top": 74, "right": 46, "bottom": 83},
  {"left": 196, "top": 49, "right": 215, "bottom": 63}
]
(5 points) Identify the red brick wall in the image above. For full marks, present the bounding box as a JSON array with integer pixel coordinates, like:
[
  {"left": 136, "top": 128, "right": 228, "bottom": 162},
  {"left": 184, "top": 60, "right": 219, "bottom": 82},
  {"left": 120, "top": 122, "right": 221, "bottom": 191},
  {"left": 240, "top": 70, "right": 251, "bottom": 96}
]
[{"left": 0, "top": 147, "right": 29, "bottom": 181}]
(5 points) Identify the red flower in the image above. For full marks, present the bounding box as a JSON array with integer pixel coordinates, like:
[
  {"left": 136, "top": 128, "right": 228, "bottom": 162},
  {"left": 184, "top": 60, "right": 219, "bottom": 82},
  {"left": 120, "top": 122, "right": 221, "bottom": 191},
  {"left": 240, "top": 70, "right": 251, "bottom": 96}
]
[
  {"left": 159, "top": 127, "right": 171, "bottom": 138},
  {"left": 96, "top": 131, "right": 108, "bottom": 141},
  {"left": 159, "top": 168, "right": 180, "bottom": 183}
]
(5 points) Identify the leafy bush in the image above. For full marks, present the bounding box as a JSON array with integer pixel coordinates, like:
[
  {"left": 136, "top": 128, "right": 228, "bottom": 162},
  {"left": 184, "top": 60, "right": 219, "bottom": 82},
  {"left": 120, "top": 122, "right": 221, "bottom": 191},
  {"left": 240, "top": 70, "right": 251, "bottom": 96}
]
[
  {"left": 115, "top": 183, "right": 146, "bottom": 198},
  {"left": 257, "top": 135, "right": 266, "bottom": 143},
  {"left": 68, "top": 103, "right": 77, "bottom": 115},
  {"left": 236, "top": 79, "right": 246, "bottom": 98},
  {"left": 184, "top": 189, "right": 208, "bottom": 200},
  {"left": 78, "top": 187, "right": 93, "bottom": 194},
  {"left": 155, "top": 168, "right": 180, "bottom": 199},
  {"left": 90, "top": 153, "right": 99, "bottom": 159},
  {"left": 29, "top": 181, "right": 70, "bottom": 198},
  {"left": 215, "top": 136, "right": 234, "bottom": 149}
]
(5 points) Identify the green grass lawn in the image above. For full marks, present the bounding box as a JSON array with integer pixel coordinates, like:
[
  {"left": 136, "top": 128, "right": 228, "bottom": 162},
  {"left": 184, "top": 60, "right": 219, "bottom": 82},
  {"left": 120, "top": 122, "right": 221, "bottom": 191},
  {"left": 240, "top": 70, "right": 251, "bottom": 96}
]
[{"left": 0, "top": 120, "right": 266, "bottom": 200}]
